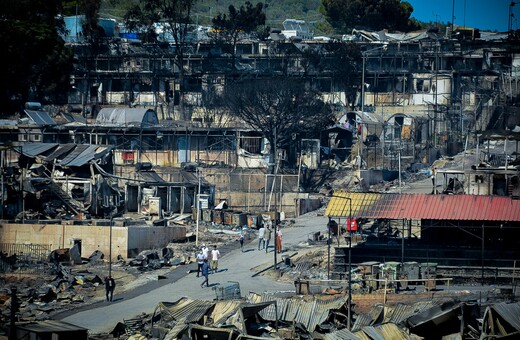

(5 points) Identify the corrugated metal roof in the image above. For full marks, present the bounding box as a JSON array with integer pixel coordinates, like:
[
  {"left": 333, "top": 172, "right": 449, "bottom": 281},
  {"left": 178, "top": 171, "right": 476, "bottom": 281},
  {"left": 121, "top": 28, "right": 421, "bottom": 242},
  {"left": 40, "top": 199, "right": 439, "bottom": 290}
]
[
  {"left": 352, "top": 313, "right": 375, "bottom": 332},
  {"left": 362, "top": 323, "right": 410, "bottom": 340},
  {"left": 210, "top": 300, "right": 242, "bottom": 326},
  {"left": 163, "top": 321, "right": 188, "bottom": 339},
  {"left": 44, "top": 144, "right": 77, "bottom": 162},
  {"left": 138, "top": 170, "right": 166, "bottom": 183},
  {"left": 352, "top": 304, "right": 384, "bottom": 331},
  {"left": 60, "top": 145, "right": 98, "bottom": 166},
  {"left": 24, "top": 109, "right": 56, "bottom": 125},
  {"left": 384, "top": 303, "right": 419, "bottom": 324},
  {"left": 251, "top": 292, "right": 348, "bottom": 333},
  {"left": 15, "top": 319, "right": 88, "bottom": 332},
  {"left": 325, "top": 191, "right": 520, "bottom": 222},
  {"left": 155, "top": 298, "right": 214, "bottom": 324},
  {"left": 20, "top": 143, "right": 59, "bottom": 157},
  {"left": 324, "top": 328, "right": 364, "bottom": 340},
  {"left": 20, "top": 143, "right": 111, "bottom": 167},
  {"left": 486, "top": 302, "right": 520, "bottom": 332}
]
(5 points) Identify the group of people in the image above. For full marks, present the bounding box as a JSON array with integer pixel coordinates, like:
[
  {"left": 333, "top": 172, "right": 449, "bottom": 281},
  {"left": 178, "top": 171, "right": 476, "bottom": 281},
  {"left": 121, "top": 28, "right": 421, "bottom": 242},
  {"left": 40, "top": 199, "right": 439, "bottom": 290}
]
[
  {"left": 256, "top": 224, "right": 283, "bottom": 253},
  {"left": 104, "top": 224, "right": 284, "bottom": 298},
  {"left": 196, "top": 244, "right": 221, "bottom": 288}
]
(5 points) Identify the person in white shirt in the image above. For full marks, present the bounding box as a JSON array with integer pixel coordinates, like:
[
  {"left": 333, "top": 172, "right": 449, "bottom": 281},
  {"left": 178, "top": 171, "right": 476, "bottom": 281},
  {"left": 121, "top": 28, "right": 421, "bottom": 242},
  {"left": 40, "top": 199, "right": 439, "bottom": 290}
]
[
  {"left": 210, "top": 245, "right": 220, "bottom": 273},
  {"left": 196, "top": 250, "right": 205, "bottom": 277},
  {"left": 201, "top": 244, "right": 209, "bottom": 259},
  {"left": 258, "top": 225, "right": 266, "bottom": 250}
]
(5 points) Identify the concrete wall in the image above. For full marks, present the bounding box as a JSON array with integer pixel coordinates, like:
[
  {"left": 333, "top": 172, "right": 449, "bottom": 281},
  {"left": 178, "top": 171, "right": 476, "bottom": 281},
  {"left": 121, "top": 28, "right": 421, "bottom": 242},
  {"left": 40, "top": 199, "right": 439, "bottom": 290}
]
[
  {"left": 0, "top": 222, "right": 185, "bottom": 261},
  {"left": 358, "top": 169, "right": 384, "bottom": 186},
  {"left": 127, "top": 225, "right": 186, "bottom": 257},
  {"left": 214, "top": 191, "right": 308, "bottom": 218}
]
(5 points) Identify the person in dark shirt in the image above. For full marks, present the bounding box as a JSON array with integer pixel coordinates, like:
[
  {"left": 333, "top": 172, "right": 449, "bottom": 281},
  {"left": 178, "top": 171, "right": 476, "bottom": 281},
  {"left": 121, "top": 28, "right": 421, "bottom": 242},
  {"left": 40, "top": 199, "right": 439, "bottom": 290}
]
[
  {"left": 201, "top": 258, "right": 210, "bottom": 288},
  {"left": 105, "top": 275, "right": 116, "bottom": 302}
]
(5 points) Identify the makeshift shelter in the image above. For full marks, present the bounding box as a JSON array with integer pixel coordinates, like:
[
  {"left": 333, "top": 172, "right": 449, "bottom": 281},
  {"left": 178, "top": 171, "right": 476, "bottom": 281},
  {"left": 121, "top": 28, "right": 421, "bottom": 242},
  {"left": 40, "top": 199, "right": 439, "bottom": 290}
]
[{"left": 96, "top": 108, "right": 159, "bottom": 127}]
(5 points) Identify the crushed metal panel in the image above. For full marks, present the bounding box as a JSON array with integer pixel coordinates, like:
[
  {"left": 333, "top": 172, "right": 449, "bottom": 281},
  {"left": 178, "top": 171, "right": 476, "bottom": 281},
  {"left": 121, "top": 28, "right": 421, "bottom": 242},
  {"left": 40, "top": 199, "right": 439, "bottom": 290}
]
[
  {"left": 482, "top": 301, "right": 520, "bottom": 337},
  {"left": 239, "top": 301, "right": 273, "bottom": 317},
  {"left": 189, "top": 323, "right": 240, "bottom": 339},
  {"left": 210, "top": 300, "right": 243, "bottom": 326},
  {"left": 353, "top": 304, "right": 385, "bottom": 331},
  {"left": 385, "top": 303, "right": 422, "bottom": 324},
  {"left": 252, "top": 292, "right": 349, "bottom": 333},
  {"left": 324, "top": 328, "right": 364, "bottom": 339},
  {"left": 407, "top": 301, "right": 463, "bottom": 338},
  {"left": 152, "top": 298, "right": 215, "bottom": 325},
  {"left": 352, "top": 313, "right": 375, "bottom": 332},
  {"left": 162, "top": 317, "right": 188, "bottom": 340},
  {"left": 20, "top": 143, "right": 59, "bottom": 157},
  {"left": 362, "top": 323, "right": 411, "bottom": 340}
]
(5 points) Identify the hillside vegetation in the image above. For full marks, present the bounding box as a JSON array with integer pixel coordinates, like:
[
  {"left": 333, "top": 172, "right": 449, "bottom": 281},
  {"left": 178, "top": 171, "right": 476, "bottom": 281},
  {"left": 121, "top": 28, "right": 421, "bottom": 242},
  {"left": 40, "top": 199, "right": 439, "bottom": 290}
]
[{"left": 100, "top": 0, "right": 326, "bottom": 33}]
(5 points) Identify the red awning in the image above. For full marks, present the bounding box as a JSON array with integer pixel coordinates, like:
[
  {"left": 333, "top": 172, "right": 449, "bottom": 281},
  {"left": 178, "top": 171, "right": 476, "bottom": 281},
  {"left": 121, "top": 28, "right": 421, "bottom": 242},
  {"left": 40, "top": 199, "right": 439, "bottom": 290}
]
[{"left": 325, "top": 192, "right": 520, "bottom": 222}]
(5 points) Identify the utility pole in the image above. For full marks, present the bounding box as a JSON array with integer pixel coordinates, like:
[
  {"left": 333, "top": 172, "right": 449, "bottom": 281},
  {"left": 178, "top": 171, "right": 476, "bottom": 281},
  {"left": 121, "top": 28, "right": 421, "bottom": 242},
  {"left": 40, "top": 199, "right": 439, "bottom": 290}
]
[
  {"left": 109, "top": 213, "right": 113, "bottom": 277},
  {"left": 196, "top": 167, "right": 201, "bottom": 247},
  {"left": 10, "top": 287, "right": 18, "bottom": 340}
]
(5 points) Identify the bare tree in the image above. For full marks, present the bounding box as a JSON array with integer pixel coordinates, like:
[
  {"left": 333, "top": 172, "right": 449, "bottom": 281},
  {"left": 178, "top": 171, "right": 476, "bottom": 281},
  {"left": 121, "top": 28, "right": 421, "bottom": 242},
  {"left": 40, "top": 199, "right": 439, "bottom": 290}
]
[
  {"left": 223, "top": 76, "right": 334, "bottom": 173},
  {"left": 198, "top": 77, "right": 231, "bottom": 128}
]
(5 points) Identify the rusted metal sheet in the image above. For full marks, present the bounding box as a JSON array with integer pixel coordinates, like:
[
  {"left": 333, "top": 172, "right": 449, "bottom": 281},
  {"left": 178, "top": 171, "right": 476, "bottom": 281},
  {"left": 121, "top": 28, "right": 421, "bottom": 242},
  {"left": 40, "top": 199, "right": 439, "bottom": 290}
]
[
  {"left": 481, "top": 301, "right": 520, "bottom": 337},
  {"left": 326, "top": 191, "right": 520, "bottom": 221},
  {"left": 362, "top": 323, "right": 411, "bottom": 340},
  {"left": 250, "top": 292, "right": 349, "bottom": 333}
]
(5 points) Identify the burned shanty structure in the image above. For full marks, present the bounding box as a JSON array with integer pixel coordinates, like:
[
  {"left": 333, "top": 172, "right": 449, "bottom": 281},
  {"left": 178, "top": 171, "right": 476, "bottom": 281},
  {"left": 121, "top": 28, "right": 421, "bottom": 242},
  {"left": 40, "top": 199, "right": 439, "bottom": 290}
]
[
  {"left": 110, "top": 290, "right": 520, "bottom": 339},
  {"left": 325, "top": 191, "right": 520, "bottom": 283},
  {"left": 434, "top": 130, "right": 520, "bottom": 196},
  {"left": 11, "top": 142, "right": 119, "bottom": 220}
]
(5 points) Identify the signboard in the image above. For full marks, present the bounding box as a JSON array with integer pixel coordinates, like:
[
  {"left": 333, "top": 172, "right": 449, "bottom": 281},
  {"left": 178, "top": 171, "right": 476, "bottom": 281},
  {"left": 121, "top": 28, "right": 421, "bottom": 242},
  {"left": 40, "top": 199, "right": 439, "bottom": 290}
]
[{"left": 346, "top": 218, "right": 358, "bottom": 231}]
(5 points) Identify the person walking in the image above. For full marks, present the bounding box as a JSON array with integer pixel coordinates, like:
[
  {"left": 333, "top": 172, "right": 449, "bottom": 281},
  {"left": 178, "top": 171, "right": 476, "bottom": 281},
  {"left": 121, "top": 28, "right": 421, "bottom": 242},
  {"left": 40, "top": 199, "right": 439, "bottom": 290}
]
[
  {"left": 210, "top": 245, "right": 220, "bottom": 273},
  {"left": 104, "top": 275, "right": 116, "bottom": 302},
  {"left": 196, "top": 249, "right": 205, "bottom": 277},
  {"left": 201, "top": 243, "right": 209, "bottom": 259},
  {"left": 275, "top": 225, "right": 283, "bottom": 254},
  {"left": 239, "top": 229, "right": 245, "bottom": 252},
  {"left": 264, "top": 225, "right": 272, "bottom": 253},
  {"left": 200, "top": 258, "right": 209, "bottom": 288},
  {"left": 258, "top": 225, "right": 266, "bottom": 250}
]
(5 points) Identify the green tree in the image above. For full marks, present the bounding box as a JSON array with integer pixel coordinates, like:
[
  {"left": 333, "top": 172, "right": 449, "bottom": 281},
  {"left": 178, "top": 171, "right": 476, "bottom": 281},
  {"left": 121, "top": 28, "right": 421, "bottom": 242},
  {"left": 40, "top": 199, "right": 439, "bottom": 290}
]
[
  {"left": 223, "top": 77, "right": 334, "bottom": 172},
  {"left": 123, "top": 0, "right": 198, "bottom": 120},
  {"left": 0, "top": 0, "right": 73, "bottom": 114},
  {"left": 320, "top": 0, "right": 421, "bottom": 33},
  {"left": 211, "top": 2, "right": 268, "bottom": 68},
  {"left": 80, "top": 0, "right": 102, "bottom": 44}
]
